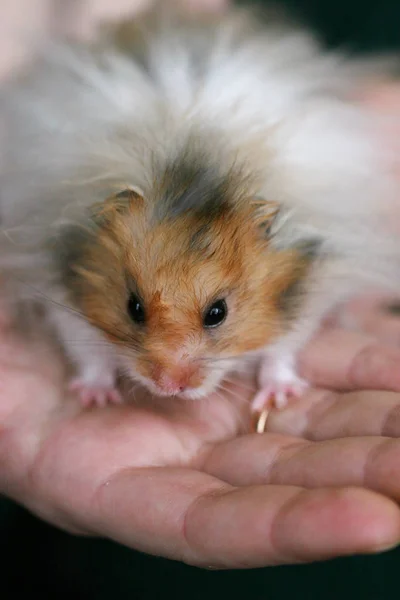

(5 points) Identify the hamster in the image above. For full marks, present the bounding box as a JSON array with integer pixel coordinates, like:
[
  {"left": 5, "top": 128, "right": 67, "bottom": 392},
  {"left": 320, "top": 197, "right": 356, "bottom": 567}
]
[{"left": 0, "top": 1, "right": 399, "bottom": 410}]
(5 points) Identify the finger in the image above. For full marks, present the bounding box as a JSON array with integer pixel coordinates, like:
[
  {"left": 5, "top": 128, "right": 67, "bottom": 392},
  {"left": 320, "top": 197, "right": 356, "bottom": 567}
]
[
  {"left": 299, "top": 329, "right": 400, "bottom": 391},
  {"left": 337, "top": 294, "right": 400, "bottom": 347},
  {"left": 90, "top": 467, "right": 400, "bottom": 568},
  {"left": 265, "top": 389, "right": 400, "bottom": 441},
  {"left": 351, "top": 312, "right": 400, "bottom": 346},
  {"left": 203, "top": 432, "right": 400, "bottom": 503}
]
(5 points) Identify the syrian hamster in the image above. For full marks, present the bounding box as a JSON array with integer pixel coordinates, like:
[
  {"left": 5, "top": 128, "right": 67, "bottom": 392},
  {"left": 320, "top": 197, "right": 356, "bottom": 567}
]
[{"left": 0, "top": 2, "right": 399, "bottom": 410}]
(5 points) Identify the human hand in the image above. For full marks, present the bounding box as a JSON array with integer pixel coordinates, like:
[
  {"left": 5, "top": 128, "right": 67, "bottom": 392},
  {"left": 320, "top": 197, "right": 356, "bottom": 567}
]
[{"left": 2, "top": 298, "right": 400, "bottom": 569}]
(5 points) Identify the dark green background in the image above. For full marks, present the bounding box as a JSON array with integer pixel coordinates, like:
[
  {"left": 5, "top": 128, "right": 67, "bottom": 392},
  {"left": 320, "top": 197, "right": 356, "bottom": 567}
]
[{"left": 2, "top": 1, "right": 400, "bottom": 598}]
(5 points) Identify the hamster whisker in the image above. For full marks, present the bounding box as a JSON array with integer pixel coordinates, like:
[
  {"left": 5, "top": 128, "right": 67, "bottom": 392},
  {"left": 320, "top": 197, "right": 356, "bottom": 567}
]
[
  {"left": 221, "top": 376, "right": 255, "bottom": 393},
  {"left": 217, "top": 382, "right": 249, "bottom": 405},
  {"left": 16, "top": 279, "right": 88, "bottom": 320},
  {"left": 117, "top": 348, "right": 153, "bottom": 364},
  {"left": 60, "top": 341, "right": 117, "bottom": 348},
  {"left": 15, "top": 280, "right": 143, "bottom": 350},
  {"left": 123, "top": 377, "right": 141, "bottom": 399},
  {"left": 196, "top": 356, "right": 239, "bottom": 364},
  {"left": 214, "top": 386, "right": 249, "bottom": 432}
]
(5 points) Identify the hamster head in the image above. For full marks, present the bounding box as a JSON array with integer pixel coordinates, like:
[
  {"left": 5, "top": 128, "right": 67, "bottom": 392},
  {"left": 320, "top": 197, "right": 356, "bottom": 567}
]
[{"left": 63, "top": 178, "right": 313, "bottom": 401}]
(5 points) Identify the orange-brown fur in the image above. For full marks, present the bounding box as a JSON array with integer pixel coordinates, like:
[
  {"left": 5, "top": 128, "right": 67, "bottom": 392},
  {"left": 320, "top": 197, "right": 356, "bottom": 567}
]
[{"left": 69, "top": 189, "right": 311, "bottom": 393}]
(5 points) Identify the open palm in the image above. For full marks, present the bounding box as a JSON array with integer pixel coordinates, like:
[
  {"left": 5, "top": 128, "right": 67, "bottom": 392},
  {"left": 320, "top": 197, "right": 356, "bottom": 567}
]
[{"left": 2, "top": 306, "right": 400, "bottom": 569}]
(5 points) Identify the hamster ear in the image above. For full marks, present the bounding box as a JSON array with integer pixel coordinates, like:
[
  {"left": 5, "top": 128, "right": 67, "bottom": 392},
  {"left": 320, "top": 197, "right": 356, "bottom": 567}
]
[
  {"left": 251, "top": 197, "right": 323, "bottom": 260},
  {"left": 249, "top": 197, "right": 280, "bottom": 238},
  {"left": 92, "top": 186, "right": 144, "bottom": 224},
  {"left": 114, "top": 185, "right": 144, "bottom": 200},
  {"left": 250, "top": 197, "right": 324, "bottom": 274},
  {"left": 112, "top": 186, "right": 145, "bottom": 212}
]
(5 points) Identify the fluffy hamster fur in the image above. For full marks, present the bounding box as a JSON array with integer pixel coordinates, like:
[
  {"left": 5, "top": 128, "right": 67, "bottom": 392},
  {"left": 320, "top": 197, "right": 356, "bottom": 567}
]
[{"left": 0, "top": 2, "right": 399, "bottom": 407}]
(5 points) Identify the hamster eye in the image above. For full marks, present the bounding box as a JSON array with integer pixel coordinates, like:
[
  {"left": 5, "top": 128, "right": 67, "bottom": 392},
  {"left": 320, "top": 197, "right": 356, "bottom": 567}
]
[
  {"left": 203, "top": 299, "right": 227, "bottom": 328},
  {"left": 128, "top": 293, "right": 145, "bottom": 324}
]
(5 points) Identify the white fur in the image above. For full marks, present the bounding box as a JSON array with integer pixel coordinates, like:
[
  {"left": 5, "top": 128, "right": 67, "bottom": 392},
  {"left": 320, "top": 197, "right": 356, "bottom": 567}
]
[{"left": 0, "top": 4, "right": 399, "bottom": 402}]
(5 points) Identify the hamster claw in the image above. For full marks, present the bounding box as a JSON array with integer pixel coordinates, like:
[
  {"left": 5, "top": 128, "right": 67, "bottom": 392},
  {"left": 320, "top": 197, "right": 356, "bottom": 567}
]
[
  {"left": 252, "top": 354, "right": 309, "bottom": 413},
  {"left": 69, "top": 379, "right": 123, "bottom": 408},
  {"left": 251, "top": 378, "right": 309, "bottom": 412}
]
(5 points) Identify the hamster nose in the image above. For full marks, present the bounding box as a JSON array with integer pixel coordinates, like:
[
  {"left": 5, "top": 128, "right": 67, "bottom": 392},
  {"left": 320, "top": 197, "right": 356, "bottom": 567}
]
[
  {"left": 152, "top": 366, "right": 196, "bottom": 395},
  {"left": 157, "top": 373, "right": 188, "bottom": 395}
]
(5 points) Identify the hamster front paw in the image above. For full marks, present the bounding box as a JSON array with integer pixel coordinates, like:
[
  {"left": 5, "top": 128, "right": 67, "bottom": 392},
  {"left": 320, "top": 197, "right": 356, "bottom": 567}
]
[
  {"left": 68, "top": 369, "right": 122, "bottom": 408},
  {"left": 251, "top": 354, "right": 309, "bottom": 412},
  {"left": 47, "top": 302, "right": 122, "bottom": 408}
]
